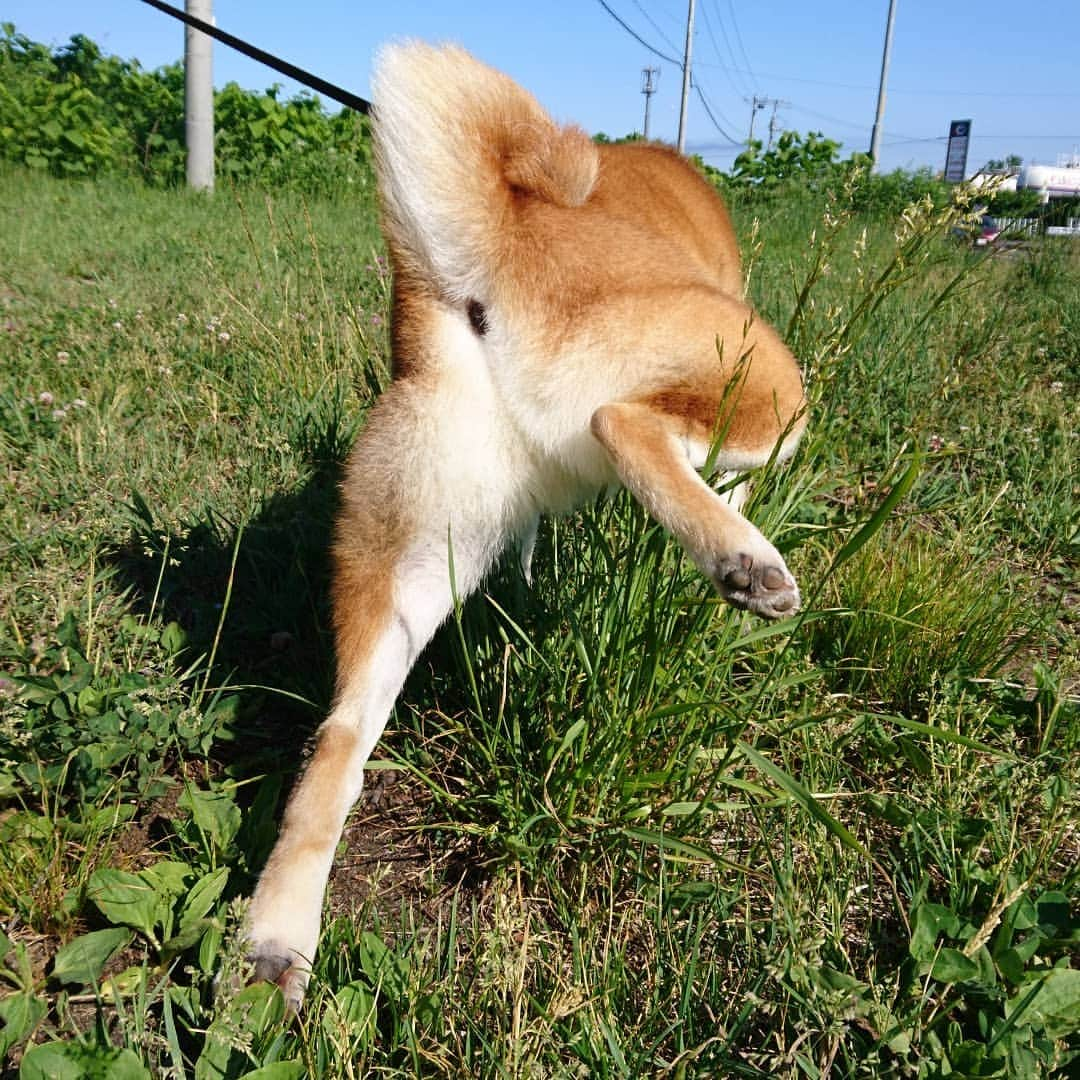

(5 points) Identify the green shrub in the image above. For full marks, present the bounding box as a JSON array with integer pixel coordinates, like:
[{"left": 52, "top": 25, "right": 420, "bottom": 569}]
[
  {"left": 728, "top": 130, "right": 855, "bottom": 191},
  {"left": 0, "top": 22, "right": 373, "bottom": 194},
  {"left": 985, "top": 187, "right": 1045, "bottom": 217},
  {"left": 847, "top": 165, "right": 953, "bottom": 215}
]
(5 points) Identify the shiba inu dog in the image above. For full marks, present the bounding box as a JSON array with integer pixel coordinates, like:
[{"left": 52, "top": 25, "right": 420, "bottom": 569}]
[{"left": 244, "top": 42, "right": 806, "bottom": 1009}]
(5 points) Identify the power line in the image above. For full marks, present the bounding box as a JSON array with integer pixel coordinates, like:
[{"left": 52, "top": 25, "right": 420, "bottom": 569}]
[
  {"left": 594, "top": 0, "right": 681, "bottom": 64},
  {"left": 630, "top": 0, "right": 683, "bottom": 56},
  {"left": 723, "top": 0, "right": 758, "bottom": 90},
  {"left": 692, "top": 80, "right": 741, "bottom": 144},
  {"left": 698, "top": 0, "right": 753, "bottom": 99},
  {"left": 892, "top": 132, "right": 1080, "bottom": 141},
  {"left": 595, "top": 0, "right": 742, "bottom": 148},
  {"left": 689, "top": 64, "right": 1080, "bottom": 100},
  {"left": 787, "top": 103, "right": 876, "bottom": 133},
  {"left": 714, "top": 0, "right": 757, "bottom": 95}
]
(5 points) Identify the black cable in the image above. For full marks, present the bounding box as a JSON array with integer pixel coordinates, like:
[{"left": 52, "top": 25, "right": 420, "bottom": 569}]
[
  {"left": 137, "top": 0, "right": 371, "bottom": 114},
  {"left": 594, "top": 0, "right": 682, "bottom": 65},
  {"left": 692, "top": 81, "right": 741, "bottom": 145}
]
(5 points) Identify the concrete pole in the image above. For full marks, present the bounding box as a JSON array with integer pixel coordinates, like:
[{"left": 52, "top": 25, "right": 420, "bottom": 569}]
[
  {"left": 185, "top": 0, "right": 215, "bottom": 191},
  {"left": 747, "top": 96, "right": 764, "bottom": 148},
  {"left": 641, "top": 67, "right": 658, "bottom": 140},
  {"left": 676, "top": 0, "right": 695, "bottom": 154},
  {"left": 869, "top": 0, "right": 898, "bottom": 172}
]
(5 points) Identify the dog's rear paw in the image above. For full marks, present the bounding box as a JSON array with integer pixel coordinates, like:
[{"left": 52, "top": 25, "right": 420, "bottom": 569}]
[
  {"left": 248, "top": 940, "right": 309, "bottom": 1014},
  {"left": 713, "top": 552, "right": 800, "bottom": 619}
]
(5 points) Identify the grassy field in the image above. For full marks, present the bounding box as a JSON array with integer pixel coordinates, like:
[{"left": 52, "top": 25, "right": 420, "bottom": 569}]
[{"left": 1, "top": 165, "right": 1077, "bottom": 1078}]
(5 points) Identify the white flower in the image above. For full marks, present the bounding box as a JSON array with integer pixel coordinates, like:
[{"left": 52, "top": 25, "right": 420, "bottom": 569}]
[
  {"left": 56, "top": 350, "right": 70, "bottom": 364},
  {"left": 217, "top": 331, "right": 231, "bottom": 343},
  {"left": 38, "top": 391, "right": 54, "bottom": 406}
]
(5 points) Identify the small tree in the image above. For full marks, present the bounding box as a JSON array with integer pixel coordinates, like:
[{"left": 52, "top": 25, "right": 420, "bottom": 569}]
[{"left": 729, "top": 131, "right": 852, "bottom": 189}]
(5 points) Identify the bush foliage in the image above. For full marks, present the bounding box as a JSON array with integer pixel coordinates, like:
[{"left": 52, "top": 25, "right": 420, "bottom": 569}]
[
  {"left": 0, "top": 23, "right": 373, "bottom": 196},
  {"left": 719, "top": 130, "right": 954, "bottom": 215}
]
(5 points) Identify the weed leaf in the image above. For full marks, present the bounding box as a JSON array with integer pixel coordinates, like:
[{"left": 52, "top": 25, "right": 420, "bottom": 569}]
[
  {"left": 831, "top": 451, "right": 921, "bottom": 569},
  {"left": 1005, "top": 967, "right": 1080, "bottom": 1040},
  {"left": 87, "top": 869, "right": 164, "bottom": 943},
  {"left": 180, "top": 866, "right": 230, "bottom": 930},
  {"left": 0, "top": 990, "right": 46, "bottom": 1057},
  {"left": 51, "top": 927, "right": 133, "bottom": 987},
  {"left": 20, "top": 1042, "right": 151, "bottom": 1079},
  {"left": 878, "top": 714, "right": 1018, "bottom": 760},
  {"left": 930, "top": 947, "right": 979, "bottom": 984},
  {"left": 237, "top": 1064, "right": 306, "bottom": 1079}
]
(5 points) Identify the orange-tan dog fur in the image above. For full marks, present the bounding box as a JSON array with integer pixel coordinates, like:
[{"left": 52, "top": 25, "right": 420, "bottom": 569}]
[{"left": 245, "top": 41, "right": 807, "bottom": 1009}]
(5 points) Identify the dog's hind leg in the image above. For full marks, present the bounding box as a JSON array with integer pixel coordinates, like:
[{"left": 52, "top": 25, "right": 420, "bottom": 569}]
[
  {"left": 244, "top": 377, "right": 511, "bottom": 1010},
  {"left": 243, "top": 536, "right": 491, "bottom": 1009},
  {"left": 590, "top": 398, "right": 804, "bottom": 619}
]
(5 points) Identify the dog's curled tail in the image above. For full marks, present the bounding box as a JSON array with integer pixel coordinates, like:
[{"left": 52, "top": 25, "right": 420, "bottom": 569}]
[{"left": 372, "top": 42, "right": 598, "bottom": 301}]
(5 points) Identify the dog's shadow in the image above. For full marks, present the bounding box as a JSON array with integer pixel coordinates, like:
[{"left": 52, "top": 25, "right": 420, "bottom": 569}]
[
  {"left": 108, "top": 423, "right": 541, "bottom": 814},
  {"left": 112, "top": 465, "right": 339, "bottom": 779}
]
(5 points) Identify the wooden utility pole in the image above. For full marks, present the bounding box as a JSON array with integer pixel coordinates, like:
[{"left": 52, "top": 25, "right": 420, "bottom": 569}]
[
  {"left": 746, "top": 95, "right": 766, "bottom": 147},
  {"left": 185, "top": 0, "right": 215, "bottom": 191}
]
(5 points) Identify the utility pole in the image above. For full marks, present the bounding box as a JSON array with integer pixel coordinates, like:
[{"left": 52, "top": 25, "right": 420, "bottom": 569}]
[
  {"left": 641, "top": 66, "right": 659, "bottom": 140},
  {"left": 184, "top": 0, "right": 215, "bottom": 191},
  {"left": 869, "top": 0, "right": 898, "bottom": 171},
  {"left": 746, "top": 96, "right": 788, "bottom": 149},
  {"left": 746, "top": 95, "right": 766, "bottom": 147},
  {"left": 676, "top": 0, "right": 695, "bottom": 154},
  {"left": 767, "top": 98, "right": 790, "bottom": 150}
]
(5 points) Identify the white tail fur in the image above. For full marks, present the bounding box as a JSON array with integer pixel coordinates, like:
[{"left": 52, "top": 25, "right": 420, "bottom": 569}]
[{"left": 372, "top": 42, "right": 598, "bottom": 302}]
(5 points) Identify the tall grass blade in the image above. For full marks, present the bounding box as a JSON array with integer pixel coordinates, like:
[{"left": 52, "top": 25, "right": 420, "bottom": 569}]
[
  {"left": 735, "top": 740, "right": 867, "bottom": 857},
  {"left": 831, "top": 451, "right": 922, "bottom": 570}
]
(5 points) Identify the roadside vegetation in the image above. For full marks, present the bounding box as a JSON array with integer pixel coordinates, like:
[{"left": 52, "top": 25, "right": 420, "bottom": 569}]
[{"left": 1, "top": 26, "right": 1078, "bottom": 1080}]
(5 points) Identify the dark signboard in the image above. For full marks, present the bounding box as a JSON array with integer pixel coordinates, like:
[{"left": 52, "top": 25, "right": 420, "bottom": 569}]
[{"left": 944, "top": 120, "right": 972, "bottom": 183}]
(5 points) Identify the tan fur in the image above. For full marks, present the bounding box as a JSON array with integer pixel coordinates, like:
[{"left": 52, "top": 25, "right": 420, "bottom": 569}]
[{"left": 244, "top": 42, "right": 806, "bottom": 1009}]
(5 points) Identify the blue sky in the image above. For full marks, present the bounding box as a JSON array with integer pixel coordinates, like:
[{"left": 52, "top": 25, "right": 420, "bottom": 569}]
[{"left": 6, "top": 0, "right": 1079, "bottom": 175}]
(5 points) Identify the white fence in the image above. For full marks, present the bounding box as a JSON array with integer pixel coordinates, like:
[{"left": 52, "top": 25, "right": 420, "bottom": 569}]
[
  {"left": 986, "top": 216, "right": 1039, "bottom": 236},
  {"left": 1047, "top": 218, "right": 1080, "bottom": 237}
]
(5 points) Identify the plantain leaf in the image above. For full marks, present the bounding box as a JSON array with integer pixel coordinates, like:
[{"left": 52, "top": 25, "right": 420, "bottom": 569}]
[{"left": 52, "top": 927, "right": 133, "bottom": 986}]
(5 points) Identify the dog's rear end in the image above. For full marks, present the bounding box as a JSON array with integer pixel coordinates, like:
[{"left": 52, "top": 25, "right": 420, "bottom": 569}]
[{"left": 245, "top": 42, "right": 806, "bottom": 1009}]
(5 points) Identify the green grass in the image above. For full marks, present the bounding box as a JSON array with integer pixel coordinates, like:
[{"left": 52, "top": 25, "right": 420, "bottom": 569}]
[{"left": 1, "top": 166, "right": 1077, "bottom": 1078}]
